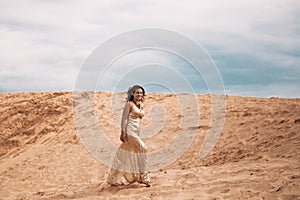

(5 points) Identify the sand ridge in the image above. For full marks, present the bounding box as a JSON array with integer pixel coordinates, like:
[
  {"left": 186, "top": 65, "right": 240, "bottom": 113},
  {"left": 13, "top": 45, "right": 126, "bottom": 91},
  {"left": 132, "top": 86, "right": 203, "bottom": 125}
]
[{"left": 0, "top": 92, "right": 299, "bottom": 199}]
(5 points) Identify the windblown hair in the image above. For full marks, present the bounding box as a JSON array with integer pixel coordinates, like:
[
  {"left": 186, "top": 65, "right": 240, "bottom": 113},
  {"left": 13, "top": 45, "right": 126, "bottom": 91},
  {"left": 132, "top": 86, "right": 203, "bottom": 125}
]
[{"left": 127, "top": 85, "right": 145, "bottom": 102}]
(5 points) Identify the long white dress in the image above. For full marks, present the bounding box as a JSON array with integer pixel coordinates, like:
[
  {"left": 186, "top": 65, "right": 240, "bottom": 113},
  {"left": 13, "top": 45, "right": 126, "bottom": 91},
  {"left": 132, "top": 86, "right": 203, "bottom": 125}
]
[{"left": 107, "top": 104, "right": 150, "bottom": 186}]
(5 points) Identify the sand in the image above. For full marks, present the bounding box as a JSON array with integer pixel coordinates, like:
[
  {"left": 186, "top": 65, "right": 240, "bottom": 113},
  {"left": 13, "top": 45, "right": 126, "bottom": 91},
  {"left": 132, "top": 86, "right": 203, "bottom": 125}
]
[{"left": 0, "top": 92, "right": 299, "bottom": 199}]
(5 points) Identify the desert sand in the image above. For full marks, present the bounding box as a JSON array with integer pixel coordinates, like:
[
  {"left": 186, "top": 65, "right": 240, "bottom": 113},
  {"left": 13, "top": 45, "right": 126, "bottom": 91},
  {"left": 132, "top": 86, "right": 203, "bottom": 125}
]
[{"left": 0, "top": 92, "right": 299, "bottom": 200}]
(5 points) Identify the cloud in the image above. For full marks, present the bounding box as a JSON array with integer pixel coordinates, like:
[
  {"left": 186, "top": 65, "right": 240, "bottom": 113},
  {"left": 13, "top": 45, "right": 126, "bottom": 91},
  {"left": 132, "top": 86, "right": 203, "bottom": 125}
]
[
  {"left": 95, "top": 50, "right": 208, "bottom": 94},
  {"left": 226, "top": 83, "right": 300, "bottom": 98},
  {"left": 0, "top": 0, "right": 299, "bottom": 97}
]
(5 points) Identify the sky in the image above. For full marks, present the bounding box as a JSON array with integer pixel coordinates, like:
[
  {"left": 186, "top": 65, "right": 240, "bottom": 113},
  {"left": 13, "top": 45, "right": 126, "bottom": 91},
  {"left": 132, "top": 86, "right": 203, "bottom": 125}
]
[{"left": 0, "top": 0, "right": 299, "bottom": 97}]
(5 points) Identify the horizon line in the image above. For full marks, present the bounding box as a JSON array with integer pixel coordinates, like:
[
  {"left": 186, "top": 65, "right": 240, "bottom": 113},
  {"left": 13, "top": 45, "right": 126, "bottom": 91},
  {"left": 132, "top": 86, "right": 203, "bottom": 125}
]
[{"left": 1, "top": 90, "right": 299, "bottom": 99}]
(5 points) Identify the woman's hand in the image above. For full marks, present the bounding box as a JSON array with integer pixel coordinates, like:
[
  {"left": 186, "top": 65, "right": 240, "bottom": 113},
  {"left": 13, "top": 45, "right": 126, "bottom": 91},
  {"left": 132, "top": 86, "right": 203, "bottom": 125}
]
[
  {"left": 139, "top": 110, "right": 145, "bottom": 118},
  {"left": 139, "top": 102, "right": 144, "bottom": 110},
  {"left": 120, "top": 131, "right": 128, "bottom": 142},
  {"left": 138, "top": 102, "right": 145, "bottom": 118}
]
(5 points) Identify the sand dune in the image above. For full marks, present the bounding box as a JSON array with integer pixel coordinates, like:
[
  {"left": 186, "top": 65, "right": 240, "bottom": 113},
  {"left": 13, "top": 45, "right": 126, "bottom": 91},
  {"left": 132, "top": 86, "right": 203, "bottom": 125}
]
[{"left": 0, "top": 92, "right": 299, "bottom": 199}]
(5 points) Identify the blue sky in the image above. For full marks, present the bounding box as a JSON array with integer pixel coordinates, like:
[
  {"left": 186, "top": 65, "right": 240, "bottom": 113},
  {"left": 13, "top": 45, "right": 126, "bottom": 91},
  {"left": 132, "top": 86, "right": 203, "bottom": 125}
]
[{"left": 0, "top": 0, "right": 299, "bottom": 97}]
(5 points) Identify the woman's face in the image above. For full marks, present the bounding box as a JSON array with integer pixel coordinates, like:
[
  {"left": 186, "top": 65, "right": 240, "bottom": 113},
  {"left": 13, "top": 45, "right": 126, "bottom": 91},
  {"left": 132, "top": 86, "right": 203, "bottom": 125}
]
[{"left": 133, "top": 88, "right": 144, "bottom": 102}]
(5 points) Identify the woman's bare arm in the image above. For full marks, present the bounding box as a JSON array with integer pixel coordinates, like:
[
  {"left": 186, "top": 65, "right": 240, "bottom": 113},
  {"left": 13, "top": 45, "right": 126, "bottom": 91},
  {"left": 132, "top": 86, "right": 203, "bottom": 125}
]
[{"left": 120, "top": 102, "right": 131, "bottom": 142}]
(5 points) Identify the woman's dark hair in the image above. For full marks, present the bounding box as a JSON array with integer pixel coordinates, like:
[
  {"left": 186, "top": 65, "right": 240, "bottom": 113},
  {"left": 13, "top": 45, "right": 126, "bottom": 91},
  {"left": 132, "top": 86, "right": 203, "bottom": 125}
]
[{"left": 127, "top": 85, "right": 145, "bottom": 102}]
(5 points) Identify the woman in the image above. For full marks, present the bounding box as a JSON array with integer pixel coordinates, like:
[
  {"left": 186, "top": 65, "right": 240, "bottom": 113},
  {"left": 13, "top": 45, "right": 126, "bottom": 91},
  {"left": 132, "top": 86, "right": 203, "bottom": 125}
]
[{"left": 107, "top": 85, "right": 150, "bottom": 187}]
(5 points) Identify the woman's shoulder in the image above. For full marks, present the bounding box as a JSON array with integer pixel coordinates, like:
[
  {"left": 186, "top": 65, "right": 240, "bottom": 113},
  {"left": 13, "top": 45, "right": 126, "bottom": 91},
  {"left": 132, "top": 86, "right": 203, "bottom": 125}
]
[{"left": 127, "top": 101, "right": 135, "bottom": 109}]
